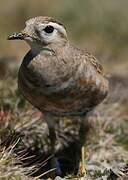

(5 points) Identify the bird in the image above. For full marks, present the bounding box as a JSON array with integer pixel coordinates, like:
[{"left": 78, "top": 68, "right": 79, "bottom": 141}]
[{"left": 8, "top": 16, "right": 109, "bottom": 177}]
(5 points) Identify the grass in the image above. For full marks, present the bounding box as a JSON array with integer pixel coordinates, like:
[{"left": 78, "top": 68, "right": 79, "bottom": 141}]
[{"left": 0, "top": 139, "right": 33, "bottom": 180}]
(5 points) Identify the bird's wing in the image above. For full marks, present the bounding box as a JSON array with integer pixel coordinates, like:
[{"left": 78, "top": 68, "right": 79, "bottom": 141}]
[
  {"left": 84, "top": 53, "right": 104, "bottom": 75},
  {"left": 89, "top": 55, "right": 104, "bottom": 74},
  {"left": 71, "top": 46, "right": 104, "bottom": 75}
]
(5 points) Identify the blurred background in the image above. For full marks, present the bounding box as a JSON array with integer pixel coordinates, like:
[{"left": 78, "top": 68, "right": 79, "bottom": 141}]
[
  {"left": 0, "top": 0, "right": 128, "bottom": 179},
  {"left": 0, "top": 0, "right": 128, "bottom": 76}
]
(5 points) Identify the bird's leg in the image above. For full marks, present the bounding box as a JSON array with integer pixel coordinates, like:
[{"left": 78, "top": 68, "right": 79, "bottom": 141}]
[
  {"left": 79, "top": 145, "right": 87, "bottom": 177},
  {"left": 79, "top": 119, "right": 87, "bottom": 177},
  {"left": 45, "top": 114, "right": 61, "bottom": 176},
  {"left": 45, "top": 113, "right": 56, "bottom": 156},
  {"left": 81, "top": 146, "right": 87, "bottom": 176}
]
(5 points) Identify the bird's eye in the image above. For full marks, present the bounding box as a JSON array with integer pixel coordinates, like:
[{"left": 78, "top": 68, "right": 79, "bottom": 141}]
[{"left": 44, "top": 25, "right": 54, "bottom": 33}]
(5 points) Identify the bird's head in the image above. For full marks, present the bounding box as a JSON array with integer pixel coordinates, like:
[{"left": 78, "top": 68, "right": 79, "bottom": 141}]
[{"left": 8, "top": 16, "right": 68, "bottom": 50}]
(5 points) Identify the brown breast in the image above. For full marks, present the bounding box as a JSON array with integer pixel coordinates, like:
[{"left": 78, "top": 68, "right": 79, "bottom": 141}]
[{"left": 18, "top": 48, "right": 109, "bottom": 117}]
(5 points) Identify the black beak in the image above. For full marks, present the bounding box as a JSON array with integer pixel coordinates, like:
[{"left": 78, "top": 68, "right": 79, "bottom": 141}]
[{"left": 7, "top": 32, "right": 28, "bottom": 40}]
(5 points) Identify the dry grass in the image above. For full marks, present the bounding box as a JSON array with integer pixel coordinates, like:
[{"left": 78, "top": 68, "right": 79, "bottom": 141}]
[{"left": 0, "top": 140, "right": 34, "bottom": 180}]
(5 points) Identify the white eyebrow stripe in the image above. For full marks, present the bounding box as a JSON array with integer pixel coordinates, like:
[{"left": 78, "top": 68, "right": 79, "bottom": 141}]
[{"left": 48, "top": 22, "right": 67, "bottom": 38}]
